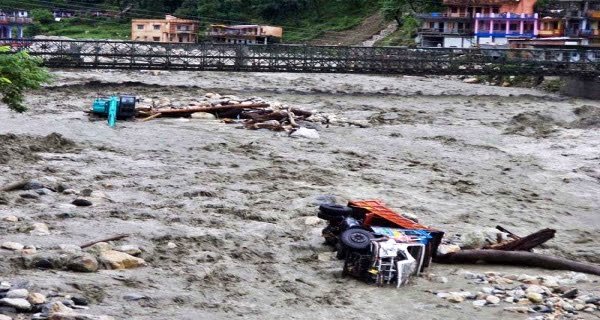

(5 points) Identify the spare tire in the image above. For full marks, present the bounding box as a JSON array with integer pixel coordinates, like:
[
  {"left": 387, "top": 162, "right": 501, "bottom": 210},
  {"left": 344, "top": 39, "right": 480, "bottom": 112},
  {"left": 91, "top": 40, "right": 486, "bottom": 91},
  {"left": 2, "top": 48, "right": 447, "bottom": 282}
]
[
  {"left": 319, "top": 204, "right": 353, "bottom": 217},
  {"left": 340, "top": 229, "right": 373, "bottom": 251}
]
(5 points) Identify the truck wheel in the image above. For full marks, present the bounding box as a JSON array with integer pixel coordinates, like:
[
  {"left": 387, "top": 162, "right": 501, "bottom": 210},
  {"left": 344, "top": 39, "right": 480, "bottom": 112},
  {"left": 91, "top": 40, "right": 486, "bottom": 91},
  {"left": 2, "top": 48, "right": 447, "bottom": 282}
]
[
  {"left": 317, "top": 210, "right": 345, "bottom": 221},
  {"left": 319, "top": 204, "right": 353, "bottom": 217},
  {"left": 340, "top": 229, "right": 373, "bottom": 251}
]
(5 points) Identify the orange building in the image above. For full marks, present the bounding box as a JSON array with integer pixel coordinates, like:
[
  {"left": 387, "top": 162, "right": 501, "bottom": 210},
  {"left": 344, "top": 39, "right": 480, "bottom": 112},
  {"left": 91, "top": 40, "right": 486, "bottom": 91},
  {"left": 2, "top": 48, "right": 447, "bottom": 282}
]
[{"left": 131, "top": 15, "right": 199, "bottom": 43}]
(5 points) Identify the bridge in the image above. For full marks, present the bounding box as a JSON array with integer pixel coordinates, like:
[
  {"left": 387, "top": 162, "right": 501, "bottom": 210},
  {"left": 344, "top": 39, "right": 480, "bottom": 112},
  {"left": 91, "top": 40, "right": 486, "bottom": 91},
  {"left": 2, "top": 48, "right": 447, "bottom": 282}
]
[{"left": 2, "top": 39, "right": 600, "bottom": 77}]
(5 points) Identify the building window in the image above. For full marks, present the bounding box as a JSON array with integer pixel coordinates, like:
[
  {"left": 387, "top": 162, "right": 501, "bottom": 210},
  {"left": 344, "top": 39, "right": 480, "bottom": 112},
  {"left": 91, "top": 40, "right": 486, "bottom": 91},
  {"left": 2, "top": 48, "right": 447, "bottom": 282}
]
[
  {"left": 153, "top": 37, "right": 160, "bottom": 42},
  {"left": 137, "top": 24, "right": 144, "bottom": 30},
  {"left": 153, "top": 24, "right": 160, "bottom": 30}
]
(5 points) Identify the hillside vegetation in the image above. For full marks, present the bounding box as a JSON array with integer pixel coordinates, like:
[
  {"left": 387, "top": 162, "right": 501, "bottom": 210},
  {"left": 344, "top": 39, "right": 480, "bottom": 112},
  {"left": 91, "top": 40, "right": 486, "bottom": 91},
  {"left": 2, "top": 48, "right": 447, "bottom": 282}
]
[{"left": 5, "top": 0, "right": 383, "bottom": 42}]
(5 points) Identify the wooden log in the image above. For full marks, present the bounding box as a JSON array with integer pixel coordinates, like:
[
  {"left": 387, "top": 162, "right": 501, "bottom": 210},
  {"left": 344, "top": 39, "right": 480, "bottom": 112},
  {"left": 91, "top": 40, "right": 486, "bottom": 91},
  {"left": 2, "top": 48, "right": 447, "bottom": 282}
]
[
  {"left": 154, "top": 103, "right": 269, "bottom": 116},
  {"left": 80, "top": 234, "right": 130, "bottom": 249},
  {"left": 436, "top": 250, "right": 600, "bottom": 276},
  {"left": 141, "top": 113, "right": 162, "bottom": 122},
  {"left": 485, "top": 228, "right": 556, "bottom": 251},
  {"left": 290, "top": 107, "right": 313, "bottom": 117},
  {"left": 288, "top": 109, "right": 299, "bottom": 128}
]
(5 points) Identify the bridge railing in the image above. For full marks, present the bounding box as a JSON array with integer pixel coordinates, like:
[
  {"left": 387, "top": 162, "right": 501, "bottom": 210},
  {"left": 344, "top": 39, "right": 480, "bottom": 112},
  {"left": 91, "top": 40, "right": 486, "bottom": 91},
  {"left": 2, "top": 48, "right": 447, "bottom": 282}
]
[{"left": 1, "top": 38, "right": 599, "bottom": 76}]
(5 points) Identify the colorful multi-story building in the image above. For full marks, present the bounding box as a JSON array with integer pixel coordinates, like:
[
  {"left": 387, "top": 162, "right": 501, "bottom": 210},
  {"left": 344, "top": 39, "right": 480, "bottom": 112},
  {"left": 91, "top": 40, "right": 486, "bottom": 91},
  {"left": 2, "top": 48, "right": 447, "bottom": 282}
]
[
  {"left": 417, "top": 0, "right": 600, "bottom": 48},
  {"left": 0, "top": 9, "right": 31, "bottom": 39}
]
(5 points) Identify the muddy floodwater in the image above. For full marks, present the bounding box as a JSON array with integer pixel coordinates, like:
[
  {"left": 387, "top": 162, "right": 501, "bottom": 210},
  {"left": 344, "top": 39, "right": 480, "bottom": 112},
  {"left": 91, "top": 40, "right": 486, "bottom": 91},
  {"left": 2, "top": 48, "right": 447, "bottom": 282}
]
[{"left": 1, "top": 70, "right": 599, "bottom": 320}]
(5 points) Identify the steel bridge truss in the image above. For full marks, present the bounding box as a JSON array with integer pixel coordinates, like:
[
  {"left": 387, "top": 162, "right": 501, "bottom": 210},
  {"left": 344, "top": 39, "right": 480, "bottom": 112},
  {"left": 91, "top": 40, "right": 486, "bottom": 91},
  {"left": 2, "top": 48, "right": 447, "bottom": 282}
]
[{"left": 2, "top": 39, "right": 600, "bottom": 77}]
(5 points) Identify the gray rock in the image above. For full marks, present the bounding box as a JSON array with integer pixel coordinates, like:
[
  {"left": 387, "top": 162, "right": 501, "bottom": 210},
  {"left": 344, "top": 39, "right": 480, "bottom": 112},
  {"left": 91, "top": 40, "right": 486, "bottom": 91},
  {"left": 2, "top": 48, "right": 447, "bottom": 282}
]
[
  {"left": 473, "top": 300, "right": 487, "bottom": 307},
  {"left": 72, "top": 199, "right": 92, "bottom": 207},
  {"left": 486, "top": 295, "right": 501, "bottom": 305},
  {"left": 290, "top": 127, "right": 320, "bottom": 139},
  {"left": 0, "top": 298, "right": 31, "bottom": 310},
  {"left": 460, "top": 231, "right": 486, "bottom": 249},
  {"left": 19, "top": 192, "right": 39, "bottom": 200},
  {"left": 5, "top": 289, "right": 28, "bottom": 299},
  {"left": 23, "top": 252, "right": 66, "bottom": 270},
  {"left": 23, "top": 180, "right": 44, "bottom": 190},
  {"left": 0, "top": 314, "right": 12, "bottom": 320},
  {"left": 1, "top": 242, "right": 24, "bottom": 251},
  {"left": 0, "top": 282, "right": 10, "bottom": 291},
  {"left": 123, "top": 293, "right": 149, "bottom": 301},
  {"left": 532, "top": 305, "right": 553, "bottom": 313}
]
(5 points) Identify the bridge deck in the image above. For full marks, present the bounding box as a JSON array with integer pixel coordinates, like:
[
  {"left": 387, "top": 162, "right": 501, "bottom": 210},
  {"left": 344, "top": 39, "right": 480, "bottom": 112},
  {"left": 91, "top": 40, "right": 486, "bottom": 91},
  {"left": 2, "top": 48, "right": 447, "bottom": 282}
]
[{"left": 2, "top": 39, "right": 600, "bottom": 77}]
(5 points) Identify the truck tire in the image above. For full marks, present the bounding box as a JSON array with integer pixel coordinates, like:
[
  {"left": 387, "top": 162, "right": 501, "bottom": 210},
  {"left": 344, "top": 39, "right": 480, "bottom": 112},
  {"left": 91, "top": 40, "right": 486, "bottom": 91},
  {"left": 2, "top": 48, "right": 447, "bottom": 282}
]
[
  {"left": 340, "top": 229, "right": 373, "bottom": 252},
  {"left": 319, "top": 204, "right": 352, "bottom": 218}
]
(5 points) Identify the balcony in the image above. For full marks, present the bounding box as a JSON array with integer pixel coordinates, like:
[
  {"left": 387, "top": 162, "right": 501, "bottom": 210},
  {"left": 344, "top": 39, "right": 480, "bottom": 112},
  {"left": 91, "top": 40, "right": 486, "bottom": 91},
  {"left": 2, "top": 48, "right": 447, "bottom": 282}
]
[
  {"left": 0, "top": 16, "right": 33, "bottom": 24},
  {"left": 418, "top": 28, "right": 472, "bottom": 35},
  {"left": 588, "top": 10, "right": 600, "bottom": 19},
  {"left": 475, "top": 13, "right": 537, "bottom": 20},
  {"left": 169, "top": 26, "right": 198, "bottom": 34},
  {"left": 416, "top": 12, "right": 472, "bottom": 20},
  {"left": 443, "top": 0, "right": 514, "bottom": 5},
  {"left": 476, "top": 30, "right": 535, "bottom": 38},
  {"left": 538, "top": 29, "right": 565, "bottom": 37}
]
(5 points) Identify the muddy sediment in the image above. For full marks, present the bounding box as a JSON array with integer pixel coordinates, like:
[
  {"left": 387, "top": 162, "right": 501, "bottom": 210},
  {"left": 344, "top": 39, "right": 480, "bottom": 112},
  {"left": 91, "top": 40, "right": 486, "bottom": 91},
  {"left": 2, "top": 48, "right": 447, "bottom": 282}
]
[{"left": 0, "top": 71, "right": 599, "bottom": 320}]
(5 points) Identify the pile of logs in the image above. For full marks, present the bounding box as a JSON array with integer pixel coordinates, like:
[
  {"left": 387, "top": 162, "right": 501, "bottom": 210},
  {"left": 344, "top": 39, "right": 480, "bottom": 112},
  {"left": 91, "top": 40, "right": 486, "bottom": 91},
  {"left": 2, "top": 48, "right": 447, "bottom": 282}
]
[
  {"left": 436, "top": 226, "right": 600, "bottom": 276},
  {"left": 135, "top": 93, "right": 318, "bottom": 132}
]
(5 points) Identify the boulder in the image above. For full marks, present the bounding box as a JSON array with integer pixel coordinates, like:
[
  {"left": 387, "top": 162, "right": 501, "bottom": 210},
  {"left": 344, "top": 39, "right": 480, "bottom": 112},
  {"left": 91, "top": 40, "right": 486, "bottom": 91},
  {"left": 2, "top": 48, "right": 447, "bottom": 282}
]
[
  {"left": 290, "top": 127, "right": 320, "bottom": 139},
  {"left": 114, "top": 245, "right": 142, "bottom": 256},
  {"left": 527, "top": 292, "right": 544, "bottom": 304},
  {"left": 1, "top": 242, "right": 24, "bottom": 251},
  {"left": 447, "top": 293, "right": 465, "bottom": 303},
  {"left": 27, "top": 292, "right": 46, "bottom": 304},
  {"left": 5, "top": 289, "right": 28, "bottom": 299},
  {"left": 0, "top": 298, "right": 31, "bottom": 310},
  {"left": 67, "top": 253, "right": 99, "bottom": 272},
  {"left": 72, "top": 199, "right": 92, "bottom": 207},
  {"left": 44, "top": 301, "right": 75, "bottom": 316},
  {"left": 2, "top": 215, "right": 18, "bottom": 222},
  {"left": 99, "top": 250, "right": 146, "bottom": 269},
  {"left": 190, "top": 112, "right": 216, "bottom": 120},
  {"left": 486, "top": 295, "right": 501, "bottom": 304},
  {"left": 31, "top": 222, "right": 50, "bottom": 235},
  {"left": 86, "top": 242, "right": 112, "bottom": 256},
  {"left": 463, "top": 77, "right": 480, "bottom": 84},
  {"left": 437, "top": 244, "right": 461, "bottom": 255},
  {"left": 460, "top": 231, "right": 486, "bottom": 249}
]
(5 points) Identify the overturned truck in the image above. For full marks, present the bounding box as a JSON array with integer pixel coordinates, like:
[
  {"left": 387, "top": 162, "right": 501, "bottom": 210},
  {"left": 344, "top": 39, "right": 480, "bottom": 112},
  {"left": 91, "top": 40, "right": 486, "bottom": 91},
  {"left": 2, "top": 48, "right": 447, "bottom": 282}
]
[{"left": 318, "top": 200, "right": 444, "bottom": 287}]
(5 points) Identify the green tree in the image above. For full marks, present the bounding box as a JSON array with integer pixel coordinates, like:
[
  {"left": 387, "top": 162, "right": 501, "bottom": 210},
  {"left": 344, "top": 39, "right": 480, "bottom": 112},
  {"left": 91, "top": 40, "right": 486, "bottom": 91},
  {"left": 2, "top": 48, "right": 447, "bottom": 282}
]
[
  {"left": 0, "top": 47, "right": 52, "bottom": 112},
  {"left": 380, "top": 0, "right": 441, "bottom": 26},
  {"left": 31, "top": 8, "right": 55, "bottom": 24}
]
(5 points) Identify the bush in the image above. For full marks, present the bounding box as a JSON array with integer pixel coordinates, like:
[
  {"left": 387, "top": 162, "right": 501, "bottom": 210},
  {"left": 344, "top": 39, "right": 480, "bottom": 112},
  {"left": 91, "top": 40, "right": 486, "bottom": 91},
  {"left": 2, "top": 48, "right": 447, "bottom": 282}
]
[{"left": 0, "top": 47, "right": 52, "bottom": 112}]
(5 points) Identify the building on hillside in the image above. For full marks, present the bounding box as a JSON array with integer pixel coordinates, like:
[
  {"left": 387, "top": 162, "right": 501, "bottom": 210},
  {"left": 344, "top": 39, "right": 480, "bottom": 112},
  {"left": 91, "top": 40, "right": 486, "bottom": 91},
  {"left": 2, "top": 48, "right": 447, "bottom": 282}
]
[
  {"left": 0, "top": 9, "right": 32, "bottom": 39},
  {"left": 417, "top": 0, "right": 538, "bottom": 48},
  {"left": 131, "top": 15, "right": 199, "bottom": 43},
  {"left": 52, "top": 9, "right": 76, "bottom": 20},
  {"left": 207, "top": 24, "right": 283, "bottom": 44}
]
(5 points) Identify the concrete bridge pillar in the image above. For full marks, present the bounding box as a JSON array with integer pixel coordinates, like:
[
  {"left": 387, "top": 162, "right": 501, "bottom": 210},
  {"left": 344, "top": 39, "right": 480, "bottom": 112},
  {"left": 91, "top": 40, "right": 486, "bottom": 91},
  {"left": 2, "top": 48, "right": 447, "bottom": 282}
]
[{"left": 561, "top": 76, "right": 600, "bottom": 100}]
